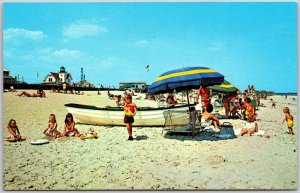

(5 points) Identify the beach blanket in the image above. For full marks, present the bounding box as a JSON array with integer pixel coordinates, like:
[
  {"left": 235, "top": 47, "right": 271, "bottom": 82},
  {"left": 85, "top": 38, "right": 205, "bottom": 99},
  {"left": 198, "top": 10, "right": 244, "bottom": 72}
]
[
  {"left": 234, "top": 128, "right": 266, "bottom": 137},
  {"left": 215, "top": 134, "right": 234, "bottom": 139}
]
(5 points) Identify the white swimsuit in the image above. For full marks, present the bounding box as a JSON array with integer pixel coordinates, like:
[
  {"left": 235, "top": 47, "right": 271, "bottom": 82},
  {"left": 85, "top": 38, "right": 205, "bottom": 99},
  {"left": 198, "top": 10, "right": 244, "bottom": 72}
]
[{"left": 245, "top": 122, "right": 256, "bottom": 130}]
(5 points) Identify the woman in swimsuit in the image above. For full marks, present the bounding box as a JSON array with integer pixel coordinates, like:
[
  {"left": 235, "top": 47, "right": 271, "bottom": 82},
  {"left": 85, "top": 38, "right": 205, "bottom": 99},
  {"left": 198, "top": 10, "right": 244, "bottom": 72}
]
[
  {"left": 17, "top": 90, "right": 46, "bottom": 97},
  {"left": 237, "top": 115, "right": 258, "bottom": 137},
  {"left": 201, "top": 104, "right": 221, "bottom": 131}
]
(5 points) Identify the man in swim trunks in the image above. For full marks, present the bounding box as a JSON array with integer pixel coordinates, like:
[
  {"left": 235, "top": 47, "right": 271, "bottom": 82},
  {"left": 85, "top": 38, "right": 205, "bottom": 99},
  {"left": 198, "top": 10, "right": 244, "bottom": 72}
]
[{"left": 195, "top": 85, "right": 211, "bottom": 111}]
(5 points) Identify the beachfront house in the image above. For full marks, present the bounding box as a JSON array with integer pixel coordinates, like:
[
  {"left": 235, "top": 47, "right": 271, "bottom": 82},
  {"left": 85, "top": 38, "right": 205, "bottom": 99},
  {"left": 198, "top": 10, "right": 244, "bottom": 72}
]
[
  {"left": 3, "top": 67, "right": 17, "bottom": 84},
  {"left": 74, "top": 80, "right": 95, "bottom": 88},
  {"left": 43, "top": 66, "right": 73, "bottom": 86},
  {"left": 119, "top": 82, "right": 148, "bottom": 92}
]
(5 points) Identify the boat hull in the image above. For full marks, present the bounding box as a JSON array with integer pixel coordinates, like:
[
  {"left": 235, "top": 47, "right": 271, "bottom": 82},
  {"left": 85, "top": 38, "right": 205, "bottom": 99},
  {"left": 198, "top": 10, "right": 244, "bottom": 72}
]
[{"left": 65, "top": 103, "right": 195, "bottom": 127}]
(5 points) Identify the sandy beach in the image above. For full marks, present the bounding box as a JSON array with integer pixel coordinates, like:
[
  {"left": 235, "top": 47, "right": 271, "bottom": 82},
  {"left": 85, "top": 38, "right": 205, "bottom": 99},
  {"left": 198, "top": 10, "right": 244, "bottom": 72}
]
[{"left": 3, "top": 90, "right": 297, "bottom": 190}]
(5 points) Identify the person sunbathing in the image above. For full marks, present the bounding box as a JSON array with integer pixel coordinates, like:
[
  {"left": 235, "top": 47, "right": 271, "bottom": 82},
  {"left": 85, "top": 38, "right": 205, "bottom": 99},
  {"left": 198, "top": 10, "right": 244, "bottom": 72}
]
[
  {"left": 236, "top": 115, "right": 258, "bottom": 137},
  {"left": 17, "top": 90, "right": 46, "bottom": 97}
]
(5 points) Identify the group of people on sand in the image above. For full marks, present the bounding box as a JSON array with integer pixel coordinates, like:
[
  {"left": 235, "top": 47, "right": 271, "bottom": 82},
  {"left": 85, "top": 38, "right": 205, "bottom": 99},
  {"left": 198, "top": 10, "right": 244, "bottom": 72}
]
[
  {"left": 43, "top": 113, "right": 81, "bottom": 138},
  {"left": 6, "top": 85, "right": 295, "bottom": 142},
  {"left": 4, "top": 113, "right": 80, "bottom": 142},
  {"left": 51, "top": 87, "right": 84, "bottom": 95},
  {"left": 188, "top": 85, "right": 294, "bottom": 137},
  {"left": 6, "top": 93, "right": 138, "bottom": 142}
]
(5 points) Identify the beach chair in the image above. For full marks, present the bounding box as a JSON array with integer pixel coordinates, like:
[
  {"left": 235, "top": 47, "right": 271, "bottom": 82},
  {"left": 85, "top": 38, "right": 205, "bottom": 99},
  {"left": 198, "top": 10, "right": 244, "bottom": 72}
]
[
  {"left": 162, "top": 109, "right": 201, "bottom": 137},
  {"left": 212, "top": 100, "right": 226, "bottom": 119}
]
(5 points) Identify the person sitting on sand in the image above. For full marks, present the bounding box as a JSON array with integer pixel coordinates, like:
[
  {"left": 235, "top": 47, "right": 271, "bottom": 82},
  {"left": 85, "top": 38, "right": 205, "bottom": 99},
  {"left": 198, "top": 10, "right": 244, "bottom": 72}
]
[
  {"left": 201, "top": 104, "right": 221, "bottom": 131},
  {"left": 116, "top": 95, "right": 123, "bottom": 107},
  {"left": 44, "top": 114, "right": 61, "bottom": 138},
  {"left": 8, "top": 86, "right": 17, "bottom": 92},
  {"left": 282, "top": 107, "right": 294, "bottom": 135},
  {"left": 236, "top": 115, "right": 258, "bottom": 137},
  {"left": 242, "top": 97, "right": 255, "bottom": 120},
  {"left": 4, "top": 119, "right": 26, "bottom": 142},
  {"left": 62, "top": 113, "right": 80, "bottom": 137},
  {"left": 107, "top": 91, "right": 114, "bottom": 99},
  {"left": 167, "top": 93, "right": 177, "bottom": 107}
]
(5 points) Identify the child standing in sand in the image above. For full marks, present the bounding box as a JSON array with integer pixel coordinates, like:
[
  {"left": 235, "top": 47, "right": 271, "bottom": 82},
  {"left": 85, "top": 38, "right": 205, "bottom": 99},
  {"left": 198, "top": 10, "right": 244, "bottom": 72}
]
[
  {"left": 44, "top": 114, "right": 61, "bottom": 138},
  {"left": 282, "top": 107, "right": 294, "bottom": 135},
  {"left": 62, "top": 113, "right": 80, "bottom": 137},
  {"left": 4, "top": 119, "right": 26, "bottom": 142},
  {"left": 124, "top": 94, "right": 138, "bottom": 140}
]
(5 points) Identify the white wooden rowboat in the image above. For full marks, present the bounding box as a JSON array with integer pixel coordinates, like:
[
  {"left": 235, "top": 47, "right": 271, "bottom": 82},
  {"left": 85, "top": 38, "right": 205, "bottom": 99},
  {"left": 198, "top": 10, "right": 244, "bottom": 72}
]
[{"left": 65, "top": 103, "right": 195, "bottom": 127}]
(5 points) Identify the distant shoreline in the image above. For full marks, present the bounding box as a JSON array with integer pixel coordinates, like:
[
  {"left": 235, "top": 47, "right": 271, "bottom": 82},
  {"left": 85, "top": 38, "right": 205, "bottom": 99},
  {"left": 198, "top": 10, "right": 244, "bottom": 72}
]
[{"left": 276, "top": 92, "right": 298, "bottom": 96}]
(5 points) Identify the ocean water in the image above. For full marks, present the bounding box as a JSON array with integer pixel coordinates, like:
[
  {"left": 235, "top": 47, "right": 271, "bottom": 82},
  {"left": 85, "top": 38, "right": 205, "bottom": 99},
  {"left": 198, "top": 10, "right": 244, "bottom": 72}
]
[{"left": 276, "top": 92, "right": 298, "bottom": 96}]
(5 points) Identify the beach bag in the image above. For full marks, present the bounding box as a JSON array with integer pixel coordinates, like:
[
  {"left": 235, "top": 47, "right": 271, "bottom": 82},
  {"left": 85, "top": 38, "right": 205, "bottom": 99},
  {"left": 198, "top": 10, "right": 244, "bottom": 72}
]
[{"left": 219, "top": 122, "right": 235, "bottom": 138}]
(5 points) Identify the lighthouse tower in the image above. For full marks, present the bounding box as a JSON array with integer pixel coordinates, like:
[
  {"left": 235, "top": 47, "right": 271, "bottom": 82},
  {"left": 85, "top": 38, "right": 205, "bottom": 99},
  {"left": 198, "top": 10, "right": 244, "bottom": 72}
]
[{"left": 81, "top": 67, "right": 84, "bottom": 82}]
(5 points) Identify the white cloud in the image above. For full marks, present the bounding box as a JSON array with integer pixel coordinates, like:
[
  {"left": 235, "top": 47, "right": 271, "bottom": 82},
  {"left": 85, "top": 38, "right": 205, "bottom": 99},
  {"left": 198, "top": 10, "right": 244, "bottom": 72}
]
[
  {"left": 53, "top": 49, "right": 80, "bottom": 57},
  {"left": 99, "top": 57, "right": 119, "bottom": 68},
  {"left": 4, "top": 28, "right": 47, "bottom": 41},
  {"left": 135, "top": 39, "right": 149, "bottom": 47},
  {"left": 37, "top": 48, "right": 83, "bottom": 63},
  {"left": 63, "top": 21, "right": 108, "bottom": 39}
]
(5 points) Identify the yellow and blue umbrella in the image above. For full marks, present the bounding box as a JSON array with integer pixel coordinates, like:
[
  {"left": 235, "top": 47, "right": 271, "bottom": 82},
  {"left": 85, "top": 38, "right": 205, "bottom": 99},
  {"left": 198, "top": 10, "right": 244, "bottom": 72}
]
[
  {"left": 148, "top": 66, "right": 224, "bottom": 94},
  {"left": 210, "top": 80, "right": 239, "bottom": 93}
]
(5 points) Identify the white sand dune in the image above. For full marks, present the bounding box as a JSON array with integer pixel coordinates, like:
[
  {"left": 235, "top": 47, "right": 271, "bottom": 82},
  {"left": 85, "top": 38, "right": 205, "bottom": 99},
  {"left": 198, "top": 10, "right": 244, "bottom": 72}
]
[{"left": 3, "top": 91, "right": 297, "bottom": 190}]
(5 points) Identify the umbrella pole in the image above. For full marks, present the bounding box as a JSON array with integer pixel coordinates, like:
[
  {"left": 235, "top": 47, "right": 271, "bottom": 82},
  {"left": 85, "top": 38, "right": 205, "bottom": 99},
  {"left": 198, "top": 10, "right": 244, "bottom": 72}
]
[{"left": 186, "top": 90, "right": 194, "bottom": 137}]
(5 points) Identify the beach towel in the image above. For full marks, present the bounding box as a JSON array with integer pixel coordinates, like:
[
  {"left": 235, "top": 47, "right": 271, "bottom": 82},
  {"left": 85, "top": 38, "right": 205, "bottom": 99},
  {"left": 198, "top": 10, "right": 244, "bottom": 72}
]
[
  {"left": 234, "top": 128, "right": 266, "bottom": 137},
  {"left": 215, "top": 134, "right": 234, "bottom": 139}
]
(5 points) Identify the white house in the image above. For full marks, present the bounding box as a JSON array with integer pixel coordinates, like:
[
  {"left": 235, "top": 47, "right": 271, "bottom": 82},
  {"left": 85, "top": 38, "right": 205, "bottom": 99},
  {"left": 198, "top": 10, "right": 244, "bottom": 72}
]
[{"left": 44, "top": 66, "right": 73, "bottom": 86}]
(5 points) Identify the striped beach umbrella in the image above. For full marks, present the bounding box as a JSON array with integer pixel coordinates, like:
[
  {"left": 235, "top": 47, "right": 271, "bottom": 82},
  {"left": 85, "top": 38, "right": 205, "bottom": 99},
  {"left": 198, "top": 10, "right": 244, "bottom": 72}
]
[
  {"left": 209, "top": 80, "right": 239, "bottom": 93},
  {"left": 148, "top": 66, "right": 224, "bottom": 137},
  {"left": 148, "top": 66, "right": 224, "bottom": 94}
]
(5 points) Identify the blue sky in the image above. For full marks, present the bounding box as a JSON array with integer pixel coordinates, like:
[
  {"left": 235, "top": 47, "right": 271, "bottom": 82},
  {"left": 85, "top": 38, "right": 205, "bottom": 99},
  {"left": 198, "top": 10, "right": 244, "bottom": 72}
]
[{"left": 3, "top": 2, "right": 298, "bottom": 92}]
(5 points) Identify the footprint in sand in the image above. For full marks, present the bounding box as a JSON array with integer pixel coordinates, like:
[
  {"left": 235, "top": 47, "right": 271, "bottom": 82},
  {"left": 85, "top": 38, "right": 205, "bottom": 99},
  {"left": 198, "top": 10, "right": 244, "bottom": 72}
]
[{"left": 208, "top": 155, "right": 226, "bottom": 165}]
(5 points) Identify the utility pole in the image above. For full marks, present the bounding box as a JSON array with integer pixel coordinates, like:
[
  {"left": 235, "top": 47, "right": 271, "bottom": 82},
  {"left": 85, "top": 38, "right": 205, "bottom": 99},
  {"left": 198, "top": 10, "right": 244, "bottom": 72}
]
[{"left": 98, "top": 84, "right": 100, "bottom": 95}]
